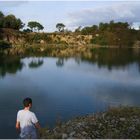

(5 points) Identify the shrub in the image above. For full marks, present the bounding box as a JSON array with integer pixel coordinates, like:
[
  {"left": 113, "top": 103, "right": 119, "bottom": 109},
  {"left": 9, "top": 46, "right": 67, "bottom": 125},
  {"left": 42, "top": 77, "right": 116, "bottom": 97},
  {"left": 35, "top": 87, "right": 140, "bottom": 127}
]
[{"left": 25, "top": 33, "right": 53, "bottom": 44}]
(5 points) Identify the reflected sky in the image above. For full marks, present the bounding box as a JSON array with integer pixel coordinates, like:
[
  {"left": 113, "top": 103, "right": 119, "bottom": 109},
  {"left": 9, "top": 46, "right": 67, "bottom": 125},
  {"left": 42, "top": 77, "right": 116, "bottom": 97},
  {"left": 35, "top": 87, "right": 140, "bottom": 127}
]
[{"left": 0, "top": 49, "right": 140, "bottom": 138}]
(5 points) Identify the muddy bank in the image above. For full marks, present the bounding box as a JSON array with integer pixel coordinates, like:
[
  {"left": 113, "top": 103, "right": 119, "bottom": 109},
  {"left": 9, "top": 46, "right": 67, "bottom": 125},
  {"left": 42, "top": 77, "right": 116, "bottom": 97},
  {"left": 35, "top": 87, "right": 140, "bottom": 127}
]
[{"left": 40, "top": 107, "right": 140, "bottom": 139}]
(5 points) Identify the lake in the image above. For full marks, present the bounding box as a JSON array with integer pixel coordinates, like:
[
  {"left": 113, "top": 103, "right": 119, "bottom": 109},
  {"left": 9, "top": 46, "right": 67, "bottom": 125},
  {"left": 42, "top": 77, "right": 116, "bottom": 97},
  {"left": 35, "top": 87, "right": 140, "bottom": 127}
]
[{"left": 0, "top": 48, "right": 140, "bottom": 138}]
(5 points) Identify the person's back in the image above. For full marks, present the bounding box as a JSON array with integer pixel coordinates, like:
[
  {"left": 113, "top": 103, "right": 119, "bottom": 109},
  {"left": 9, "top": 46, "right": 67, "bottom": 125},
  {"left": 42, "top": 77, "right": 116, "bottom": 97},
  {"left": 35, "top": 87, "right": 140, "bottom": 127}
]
[{"left": 16, "top": 98, "right": 41, "bottom": 139}]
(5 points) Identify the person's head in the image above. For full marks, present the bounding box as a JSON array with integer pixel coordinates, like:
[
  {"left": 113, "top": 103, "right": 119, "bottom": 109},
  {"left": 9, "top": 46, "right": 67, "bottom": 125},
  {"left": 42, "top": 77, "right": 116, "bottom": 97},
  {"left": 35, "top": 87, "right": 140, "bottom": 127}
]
[{"left": 23, "top": 97, "right": 32, "bottom": 108}]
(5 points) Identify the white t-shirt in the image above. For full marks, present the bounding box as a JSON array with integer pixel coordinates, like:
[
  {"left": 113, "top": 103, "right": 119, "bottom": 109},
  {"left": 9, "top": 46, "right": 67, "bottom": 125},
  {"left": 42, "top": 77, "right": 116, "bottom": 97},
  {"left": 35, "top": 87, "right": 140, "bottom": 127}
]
[{"left": 17, "top": 109, "right": 38, "bottom": 139}]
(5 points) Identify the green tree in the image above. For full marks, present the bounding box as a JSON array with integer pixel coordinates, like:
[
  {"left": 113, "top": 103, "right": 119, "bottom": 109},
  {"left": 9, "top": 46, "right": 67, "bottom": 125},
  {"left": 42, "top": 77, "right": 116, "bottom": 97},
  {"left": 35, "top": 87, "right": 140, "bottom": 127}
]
[
  {"left": 81, "top": 25, "right": 98, "bottom": 35},
  {"left": 56, "top": 23, "right": 65, "bottom": 32},
  {"left": 99, "top": 22, "right": 109, "bottom": 31},
  {"left": 92, "top": 25, "right": 98, "bottom": 31},
  {"left": 0, "top": 11, "right": 4, "bottom": 28},
  {"left": 23, "top": 28, "right": 32, "bottom": 33},
  {"left": 3, "top": 14, "right": 24, "bottom": 30},
  {"left": 0, "top": 11, "right": 4, "bottom": 18},
  {"left": 28, "top": 21, "right": 44, "bottom": 32},
  {"left": 75, "top": 26, "right": 82, "bottom": 33},
  {"left": 16, "top": 18, "right": 25, "bottom": 30}
]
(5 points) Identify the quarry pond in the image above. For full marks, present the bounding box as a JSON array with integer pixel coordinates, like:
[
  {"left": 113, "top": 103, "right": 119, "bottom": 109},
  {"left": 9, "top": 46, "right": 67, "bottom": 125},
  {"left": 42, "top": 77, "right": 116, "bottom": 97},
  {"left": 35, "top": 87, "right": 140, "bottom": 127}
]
[{"left": 0, "top": 48, "right": 140, "bottom": 138}]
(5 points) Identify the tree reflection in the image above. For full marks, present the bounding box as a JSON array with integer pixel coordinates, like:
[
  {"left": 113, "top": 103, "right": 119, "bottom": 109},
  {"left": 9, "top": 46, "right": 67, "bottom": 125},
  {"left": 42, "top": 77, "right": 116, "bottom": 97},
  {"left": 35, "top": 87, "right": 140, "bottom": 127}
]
[
  {"left": 28, "top": 58, "right": 44, "bottom": 69},
  {"left": 56, "top": 58, "right": 64, "bottom": 67},
  {"left": 0, "top": 56, "right": 24, "bottom": 78},
  {"left": 80, "top": 48, "right": 140, "bottom": 71}
]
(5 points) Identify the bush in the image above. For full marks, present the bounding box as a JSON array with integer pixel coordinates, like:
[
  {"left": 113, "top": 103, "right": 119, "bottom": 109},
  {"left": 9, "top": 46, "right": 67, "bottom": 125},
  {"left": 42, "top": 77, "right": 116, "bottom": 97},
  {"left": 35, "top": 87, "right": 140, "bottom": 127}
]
[
  {"left": 91, "top": 35, "right": 108, "bottom": 46},
  {"left": 25, "top": 33, "right": 53, "bottom": 44}
]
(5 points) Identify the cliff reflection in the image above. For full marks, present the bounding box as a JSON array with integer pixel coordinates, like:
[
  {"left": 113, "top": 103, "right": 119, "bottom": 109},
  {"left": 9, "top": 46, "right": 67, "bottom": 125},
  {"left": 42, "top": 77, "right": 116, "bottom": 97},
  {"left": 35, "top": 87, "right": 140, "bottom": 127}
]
[{"left": 0, "top": 48, "right": 140, "bottom": 78}]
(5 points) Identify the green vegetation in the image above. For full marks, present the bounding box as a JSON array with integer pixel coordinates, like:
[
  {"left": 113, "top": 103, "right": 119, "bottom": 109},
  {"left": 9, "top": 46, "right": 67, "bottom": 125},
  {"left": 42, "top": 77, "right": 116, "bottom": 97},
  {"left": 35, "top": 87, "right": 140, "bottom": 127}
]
[
  {"left": 23, "top": 28, "right": 32, "bottom": 33},
  {"left": 80, "top": 21, "right": 139, "bottom": 46},
  {"left": 25, "top": 33, "right": 52, "bottom": 44},
  {"left": 0, "top": 11, "right": 24, "bottom": 30},
  {"left": 0, "top": 10, "right": 140, "bottom": 55},
  {"left": 0, "top": 11, "right": 4, "bottom": 28},
  {"left": 27, "top": 21, "right": 44, "bottom": 32},
  {"left": 75, "top": 26, "right": 82, "bottom": 33},
  {"left": 56, "top": 23, "right": 65, "bottom": 32}
]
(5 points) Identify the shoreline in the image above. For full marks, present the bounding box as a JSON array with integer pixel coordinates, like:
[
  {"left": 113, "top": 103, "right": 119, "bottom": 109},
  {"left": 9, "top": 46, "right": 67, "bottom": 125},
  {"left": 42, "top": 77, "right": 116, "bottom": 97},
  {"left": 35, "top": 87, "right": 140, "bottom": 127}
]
[
  {"left": 1, "top": 44, "right": 140, "bottom": 58},
  {"left": 40, "top": 106, "right": 140, "bottom": 139}
]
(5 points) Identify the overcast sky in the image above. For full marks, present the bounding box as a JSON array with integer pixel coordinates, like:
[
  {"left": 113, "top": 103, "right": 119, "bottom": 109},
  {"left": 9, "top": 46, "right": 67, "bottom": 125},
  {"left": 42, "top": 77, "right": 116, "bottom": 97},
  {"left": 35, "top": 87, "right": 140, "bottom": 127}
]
[{"left": 0, "top": 1, "right": 140, "bottom": 32}]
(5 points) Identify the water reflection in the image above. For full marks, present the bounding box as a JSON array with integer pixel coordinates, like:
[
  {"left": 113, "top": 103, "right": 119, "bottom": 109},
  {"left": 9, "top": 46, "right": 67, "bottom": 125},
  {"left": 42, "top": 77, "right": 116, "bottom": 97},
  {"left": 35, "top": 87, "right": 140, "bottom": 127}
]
[
  {"left": 0, "top": 48, "right": 140, "bottom": 138},
  {"left": 80, "top": 48, "right": 140, "bottom": 70},
  {"left": 54, "top": 48, "right": 140, "bottom": 72},
  {"left": 56, "top": 58, "right": 64, "bottom": 67},
  {"left": 0, "top": 48, "right": 140, "bottom": 78},
  {"left": 28, "top": 58, "right": 44, "bottom": 69},
  {"left": 0, "top": 57, "right": 45, "bottom": 78},
  {"left": 0, "top": 56, "right": 23, "bottom": 78}
]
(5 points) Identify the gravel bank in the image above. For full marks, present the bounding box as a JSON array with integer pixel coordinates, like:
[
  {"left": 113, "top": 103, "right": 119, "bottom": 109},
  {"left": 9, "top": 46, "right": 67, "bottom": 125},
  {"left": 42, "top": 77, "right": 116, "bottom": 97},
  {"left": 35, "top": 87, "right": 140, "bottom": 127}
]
[{"left": 40, "top": 107, "right": 140, "bottom": 139}]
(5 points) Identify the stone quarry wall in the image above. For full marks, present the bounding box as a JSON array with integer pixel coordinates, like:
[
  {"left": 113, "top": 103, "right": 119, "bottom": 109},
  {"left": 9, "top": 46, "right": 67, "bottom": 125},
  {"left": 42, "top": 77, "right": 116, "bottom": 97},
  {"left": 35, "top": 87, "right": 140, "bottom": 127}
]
[{"left": 0, "top": 29, "right": 93, "bottom": 46}]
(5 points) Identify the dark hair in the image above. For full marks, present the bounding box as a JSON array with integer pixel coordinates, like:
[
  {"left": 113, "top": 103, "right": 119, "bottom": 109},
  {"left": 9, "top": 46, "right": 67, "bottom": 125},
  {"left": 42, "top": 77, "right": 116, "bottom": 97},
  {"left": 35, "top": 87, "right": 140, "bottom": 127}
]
[{"left": 23, "top": 97, "right": 32, "bottom": 107}]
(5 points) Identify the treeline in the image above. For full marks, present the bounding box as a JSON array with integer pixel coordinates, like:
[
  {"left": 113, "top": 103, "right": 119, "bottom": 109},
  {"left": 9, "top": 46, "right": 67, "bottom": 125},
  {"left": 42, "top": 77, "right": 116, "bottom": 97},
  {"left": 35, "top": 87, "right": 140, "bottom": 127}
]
[
  {"left": 76, "top": 21, "right": 140, "bottom": 46},
  {"left": 0, "top": 11, "right": 44, "bottom": 32},
  {"left": 1, "top": 10, "right": 140, "bottom": 47},
  {"left": 0, "top": 11, "right": 24, "bottom": 30}
]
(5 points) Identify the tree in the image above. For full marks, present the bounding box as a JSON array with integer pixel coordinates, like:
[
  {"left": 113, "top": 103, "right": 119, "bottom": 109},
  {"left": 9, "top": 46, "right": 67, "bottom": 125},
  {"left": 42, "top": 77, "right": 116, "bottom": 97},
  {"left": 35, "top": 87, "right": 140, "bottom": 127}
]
[
  {"left": 99, "top": 22, "right": 109, "bottom": 31},
  {"left": 0, "top": 11, "right": 4, "bottom": 28},
  {"left": 92, "top": 25, "right": 98, "bottom": 31},
  {"left": 23, "top": 28, "right": 32, "bottom": 33},
  {"left": 0, "top": 11, "right": 4, "bottom": 18},
  {"left": 3, "top": 14, "right": 24, "bottom": 30},
  {"left": 27, "top": 21, "right": 44, "bottom": 32},
  {"left": 75, "top": 26, "right": 82, "bottom": 33},
  {"left": 56, "top": 23, "right": 65, "bottom": 32},
  {"left": 37, "top": 23, "right": 44, "bottom": 31}
]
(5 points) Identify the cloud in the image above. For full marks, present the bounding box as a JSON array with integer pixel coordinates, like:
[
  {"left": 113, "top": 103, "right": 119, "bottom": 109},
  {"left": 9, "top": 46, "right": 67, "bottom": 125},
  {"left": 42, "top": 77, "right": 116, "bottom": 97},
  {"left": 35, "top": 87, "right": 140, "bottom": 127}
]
[
  {"left": 0, "top": 1, "right": 28, "bottom": 12},
  {"left": 66, "top": 2, "right": 140, "bottom": 28},
  {"left": 0, "top": 1, "right": 27, "bottom": 7}
]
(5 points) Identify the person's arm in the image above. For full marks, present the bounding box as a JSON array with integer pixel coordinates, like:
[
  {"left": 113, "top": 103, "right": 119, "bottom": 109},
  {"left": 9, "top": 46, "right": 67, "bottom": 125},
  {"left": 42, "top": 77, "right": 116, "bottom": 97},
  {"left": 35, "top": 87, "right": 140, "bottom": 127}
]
[
  {"left": 32, "top": 114, "right": 41, "bottom": 138},
  {"left": 35, "top": 122, "right": 41, "bottom": 129},
  {"left": 35, "top": 122, "right": 42, "bottom": 138},
  {"left": 32, "top": 113, "right": 41, "bottom": 129},
  {"left": 16, "top": 111, "right": 20, "bottom": 132},
  {"left": 16, "top": 121, "right": 20, "bottom": 131}
]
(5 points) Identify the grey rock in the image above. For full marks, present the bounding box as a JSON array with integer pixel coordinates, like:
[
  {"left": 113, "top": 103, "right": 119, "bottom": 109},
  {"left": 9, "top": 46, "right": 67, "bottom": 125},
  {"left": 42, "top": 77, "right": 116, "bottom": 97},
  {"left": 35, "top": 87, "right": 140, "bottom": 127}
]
[
  {"left": 120, "top": 118, "right": 126, "bottom": 121},
  {"left": 128, "top": 126, "right": 135, "bottom": 132},
  {"left": 62, "top": 133, "right": 68, "bottom": 139},
  {"left": 69, "top": 131, "right": 76, "bottom": 137},
  {"left": 82, "top": 131, "right": 87, "bottom": 135}
]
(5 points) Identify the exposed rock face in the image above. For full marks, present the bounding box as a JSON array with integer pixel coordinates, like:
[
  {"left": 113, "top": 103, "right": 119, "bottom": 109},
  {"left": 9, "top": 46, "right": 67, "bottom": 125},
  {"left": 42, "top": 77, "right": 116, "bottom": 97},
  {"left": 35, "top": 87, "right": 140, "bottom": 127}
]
[
  {"left": 0, "top": 28, "right": 25, "bottom": 45},
  {"left": 40, "top": 40, "right": 45, "bottom": 44},
  {"left": 51, "top": 34, "right": 93, "bottom": 45},
  {"left": 133, "top": 41, "right": 140, "bottom": 48},
  {"left": 0, "top": 29, "right": 93, "bottom": 46}
]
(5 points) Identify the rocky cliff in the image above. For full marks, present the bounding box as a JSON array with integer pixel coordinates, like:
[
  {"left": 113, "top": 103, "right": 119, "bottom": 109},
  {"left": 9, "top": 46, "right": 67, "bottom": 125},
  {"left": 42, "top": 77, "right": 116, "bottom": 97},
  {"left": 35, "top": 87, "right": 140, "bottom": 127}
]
[{"left": 0, "top": 29, "right": 93, "bottom": 46}]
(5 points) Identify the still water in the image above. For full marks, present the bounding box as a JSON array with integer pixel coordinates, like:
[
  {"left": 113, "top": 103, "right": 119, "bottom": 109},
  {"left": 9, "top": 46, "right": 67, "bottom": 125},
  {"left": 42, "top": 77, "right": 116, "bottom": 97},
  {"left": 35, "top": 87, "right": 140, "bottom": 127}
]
[{"left": 0, "top": 48, "right": 140, "bottom": 138}]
